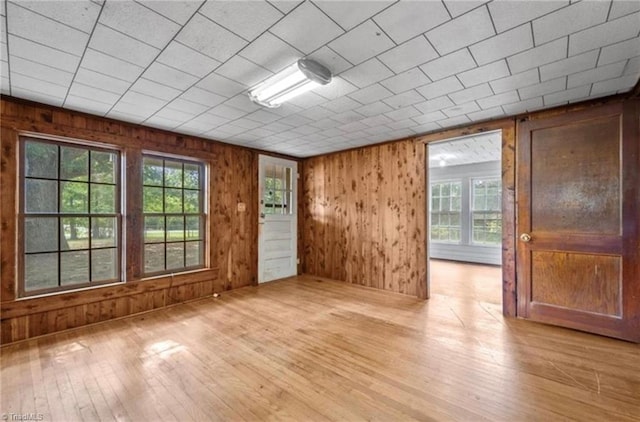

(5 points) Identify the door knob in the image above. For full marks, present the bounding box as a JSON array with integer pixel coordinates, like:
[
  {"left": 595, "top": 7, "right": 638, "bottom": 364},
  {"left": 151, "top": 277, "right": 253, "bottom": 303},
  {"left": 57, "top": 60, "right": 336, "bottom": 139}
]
[{"left": 520, "top": 233, "right": 532, "bottom": 243}]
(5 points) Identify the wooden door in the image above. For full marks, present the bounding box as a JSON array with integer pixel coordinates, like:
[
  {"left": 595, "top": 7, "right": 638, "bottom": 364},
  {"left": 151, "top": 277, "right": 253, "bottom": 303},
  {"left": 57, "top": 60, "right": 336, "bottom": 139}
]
[
  {"left": 258, "top": 155, "right": 298, "bottom": 283},
  {"left": 517, "top": 102, "right": 639, "bottom": 342}
]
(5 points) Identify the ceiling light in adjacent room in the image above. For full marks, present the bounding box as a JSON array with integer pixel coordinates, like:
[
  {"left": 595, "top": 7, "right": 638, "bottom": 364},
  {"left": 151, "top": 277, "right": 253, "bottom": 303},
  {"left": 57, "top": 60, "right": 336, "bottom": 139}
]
[{"left": 248, "top": 59, "right": 332, "bottom": 108}]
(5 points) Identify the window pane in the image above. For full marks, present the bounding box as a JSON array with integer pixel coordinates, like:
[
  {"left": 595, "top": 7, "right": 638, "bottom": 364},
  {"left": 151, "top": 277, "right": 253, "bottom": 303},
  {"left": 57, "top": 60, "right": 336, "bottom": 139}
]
[
  {"left": 165, "top": 188, "right": 183, "bottom": 213},
  {"left": 186, "top": 241, "right": 202, "bottom": 267},
  {"left": 143, "top": 186, "right": 163, "bottom": 213},
  {"left": 25, "top": 217, "right": 58, "bottom": 253},
  {"left": 143, "top": 157, "right": 164, "bottom": 186},
  {"left": 91, "top": 248, "right": 117, "bottom": 281},
  {"left": 60, "top": 146, "right": 88, "bottom": 181},
  {"left": 91, "top": 184, "right": 116, "bottom": 213},
  {"left": 451, "top": 197, "right": 461, "bottom": 211},
  {"left": 167, "top": 242, "right": 185, "bottom": 269},
  {"left": 184, "top": 190, "right": 199, "bottom": 213},
  {"left": 145, "top": 216, "right": 165, "bottom": 243},
  {"left": 25, "top": 179, "right": 58, "bottom": 212},
  {"left": 441, "top": 183, "right": 450, "bottom": 196},
  {"left": 144, "top": 243, "right": 165, "bottom": 273},
  {"left": 25, "top": 141, "right": 57, "bottom": 179},
  {"left": 25, "top": 253, "right": 58, "bottom": 291},
  {"left": 164, "top": 161, "right": 183, "bottom": 188},
  {"left": 184, "top": 164, "right": 200, "bottom": 189},
  {"left": 60, "top": 181, "right": 88, "bottom": 213},
  {"left": 431, "top": 184, "right": 440, "bottom": 197},
  {"left": 91, "top": 151, "right": 116, "bottom": 183},
  {"left": 92, "top": 217, "right": 117, "bottom": 248},
  {"left": 186, "top": 216, "right": 201, "bottom": 240},
  {"left": 61, "top": 217, "right": 89, "bottom": 250},
  {"left": 61, "top": 250, "right": 89, "bottom": 285},
  {"left": 431, "top": 197, "right": 440, "bottom": 211},
  {"left": 167, "top": 216, "right": 184, "bottom": 241}
]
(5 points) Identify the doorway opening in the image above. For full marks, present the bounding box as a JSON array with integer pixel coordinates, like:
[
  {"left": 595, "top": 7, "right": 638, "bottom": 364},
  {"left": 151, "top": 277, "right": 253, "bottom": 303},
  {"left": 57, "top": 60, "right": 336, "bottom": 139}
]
[{"left": 427, "top": 131, "right": 502, "bottom": 305}]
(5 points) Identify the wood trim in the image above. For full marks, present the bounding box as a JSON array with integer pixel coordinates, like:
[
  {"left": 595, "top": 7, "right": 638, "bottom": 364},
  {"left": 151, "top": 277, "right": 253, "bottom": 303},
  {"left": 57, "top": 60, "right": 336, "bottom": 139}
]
[
  {"left": 0, "top": 127, "right": 18, "bottom": 302},
  {"left": 415, "top": 118, "right": 514, "bottom": 144}
]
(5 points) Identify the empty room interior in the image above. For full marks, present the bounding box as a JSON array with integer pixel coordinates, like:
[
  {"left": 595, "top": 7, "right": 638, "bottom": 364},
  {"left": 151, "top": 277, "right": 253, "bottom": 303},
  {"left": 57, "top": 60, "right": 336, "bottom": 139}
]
[{"left": 1, "top": 0, "right": 639, "bottom": 420}]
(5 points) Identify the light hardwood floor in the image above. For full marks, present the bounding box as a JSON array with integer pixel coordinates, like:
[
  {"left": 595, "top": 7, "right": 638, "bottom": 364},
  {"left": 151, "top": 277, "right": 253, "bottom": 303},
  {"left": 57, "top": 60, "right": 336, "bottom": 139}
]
[
  {"left": 429, "top": 259, "right": 502, "bottom": 305},
  {"left": 1, "top": 275, "right": 639, "bottom": 421}
]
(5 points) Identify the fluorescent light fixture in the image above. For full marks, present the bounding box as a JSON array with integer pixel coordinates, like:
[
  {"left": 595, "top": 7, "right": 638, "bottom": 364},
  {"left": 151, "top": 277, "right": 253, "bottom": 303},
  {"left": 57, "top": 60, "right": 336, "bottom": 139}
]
[{"left": 248, "top": 59, "right": 332, "bottom": 108}]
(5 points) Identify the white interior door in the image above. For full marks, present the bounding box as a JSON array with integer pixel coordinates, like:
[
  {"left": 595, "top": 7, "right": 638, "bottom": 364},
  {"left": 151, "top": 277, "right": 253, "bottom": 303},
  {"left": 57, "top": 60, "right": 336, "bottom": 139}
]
[{"left": 258, "top": 155, "right": 298, "bottom": 283}]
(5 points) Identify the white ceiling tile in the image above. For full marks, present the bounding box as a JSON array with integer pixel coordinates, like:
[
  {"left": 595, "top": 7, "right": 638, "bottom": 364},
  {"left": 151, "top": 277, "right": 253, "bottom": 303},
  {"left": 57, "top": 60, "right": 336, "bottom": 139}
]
[
  {"left": 340, "top": 58, "right": 394, "bottom": 88},
  {"left": 7, "top": 3, "right": 89, "bottom": 55},
  {"left": 118, "top": 91, "right": 167, "bottom": 113},
  {"left": 442, "top": 101, "right": 480, "bottom": 117},
  {"left": 81, "top": 49, "right": 144, "bottom": 82},
  {"left": 269, "top": 0, "right": 303, "bottom": 15},
  {"left": 287, "top": 91, "right": 328, "bottom": 108},
  {"left": 165, "top": 98, "right": 209, "bottom": 116},
  {"left": 11, "top": 73, "right": 67, "bottom": 98},
  {"left": 543, "top": 84, "right": 591, "bottom": 106},
  {"left": 299, "top": 105, "right": 336, "bottom": 120},
  {"left": 476, "top": 90, "right": 519, "bottom": 109},
  {"left": 338, "top": 121, "right": 368, "bottom": 133},
  {"left": 137, "top": 0, "right": 203, "bottom": 25},
  {"left": 209, "top": 104, "right": 249, "bottom": 120},
  {"left": 348, "top": 84, "right": 394, "bottom": 104},
  {"left": 591, "top": 73, "right": 639, "bottom": 95},
  {"left": 106, "top": 110, "right": 147, "bottom": 124},
  {"left": 0, "top": 1, "right": 5, "bottom": 16},
  {"left": 598, "top": 37, "right": 640, "bottom": 66},
  {"left": 443, "top": 1, "right": 489, "bottom": 17},
  {"left": 567, "top": 61, "right": 626, "bottom": 88},
  {"left": 426, "top": 6, "right": 494, "bottom": 56},
  {"left": 180, "top": 86, "right": 226, "bottom": 107},
  {"left": 223, "top": 94, "right": 262, "bottom": 113},
  {"left": 197, "top": 73, "right": 246, "bottom": 98},
  {"left": 245, "top": 109, "right": 282, "bottom": 124},
  {"left": 507, "top": 37, "right": 567, "bottom": 74},
  {"left": 328, "top": 20, "right": 395, "bottom": 65},
  {"left": 65, "top": 95, "right": 113, "bottom": 115},
  {"left": 411, "top": 121, "right": 441, "bottom": 134},
  {"left": 355, "top": 101, "right": 393, "bottom": 117},
  {"left": 130, "top": 78, "right": 181, "bottom": 101},
  {"left": 539, "top": 50, "right": 598, "bottom": 81},
  {"left": 501, "top": 96, "right": 543, "bottom": 115},
  {"left": 1, "top": 40, "right": 7, "bottom": 63},
  {"left": 414, "top": 96, "right": 455, "bottom": 114},
  {"left": 157, "top": 41, "right": 220, "bottom": 78},
  {"left": 419, "top": 48, "right": 476, "bottom": 81},
  {"left": 412, "top": 110, "right": 447, "bottom": 125},
  {"left": 153, "top": 107, "right": 197, "bottom": 124},
  {"left": 306, "top": 46, "right": 353, "bottom": 75},
  {"left": 490, "top": 68, "right": 539, "bottom": 94},
  {"left": 100, "top": 1, "right": 180, "bottom": 49},
  {"left": 467, "top": 106, "right": 505, "bottom": 121},
  {"left": 13, "top": 0, "right": 101, "bottom": 33},
  {"left": 512, "top": 76, "right": 567, "bottom": 102},
  {"left": 74, "top": 67, "right": 130, "bottom": 95},
  {"left": 381, "top": 68, "right": 430, "bottom": 94},
  {"left": 67, "top": 82, "right": 120, "bottom": 105},
  {"left": 532, "top": 0, "right": 609, "bottom": 45},
  {"left": 1, "top": 60, "right": 7, "bottom": 79},
  {"left": 373, "top": 1, "right": 450, "bottom": 44},
  {"left": 10, "top": 56, "right": 74, "bottom": 87},
  {"left": 89, "top": 24, "right": 159, "bottom": 67},
  {"left": 609, "top": 0, "right": 640, "bottom": 19},
  {"left": 458, "top": 60, "right": 510, "bottom": 87},
  {"left": 322, "top": 96, "right": 362, "bottom": 113},
  {"left": 383, "top": 90, "right": 425, "bottom": 109},
  {"left": 176, "top": 13, "right": 247, "bottom": 62},
  {"left": 11, "top": 86, "right": 64, "bottom": 106},
  {"left": 437, "top": 115, "right": 471, "bottom": 128},
  {"left": 360, "top": 114, "right": 392, "bottom": 127},
  {"left": 143, "top": 62, "right": 199, "bottom": 90},
  {"left": 315, "top": 1, "right": 394, "bottom": 31},
  {"left": 270, "top": 2, "right": 344, "bottom": 54},
  {"left": 199, "top": 1, "right": 283, "bottom": 42},
  {"left": 291, "top": 124, "right": 322, "bottom": 135},
  {"left": 569, "top": 12, "right": 640, "bottom": 56},
  {"left": 262, "top": 121, "right": 294, "bottom": 133},
  {"left": 416, "top": 76, "right": 464, "bottom": 100},
  {"left": 624, "top": 56, "right": 640, "bottom": 75},
  {"left": 239, "top": 32, "right": 302, "bottom": 73},
  {"left": 378, "top": 35, "right": 439, "bottom": 74},
  {"left": 330, "top": 110, "right": 365, "bottom": 124},
  {"left": 180, "top": 114, "right": 231, "bottom": 133},
  {"left": 449, "top": 83, "right": 493, "bottom": 105},
  {"left": 8, "top": 35, "right": 80, "bottom": 73},
  {"left": 385, "top": 105, "right": 421, "bottom": 121},
  {"left": 488, "top": 0, "right": 568, "bottom": 34},
  {"left": 144, "top": 115, "right": 183, "bottom": 130},
  {"left": 314, "top": 77, "right": 358, "bottom": 100},
  {"left": 214, "top": 55, "right": 273, "bottom": 87},
  {"left": 470, "top": 23, "right": 533, "bottom": 66}
]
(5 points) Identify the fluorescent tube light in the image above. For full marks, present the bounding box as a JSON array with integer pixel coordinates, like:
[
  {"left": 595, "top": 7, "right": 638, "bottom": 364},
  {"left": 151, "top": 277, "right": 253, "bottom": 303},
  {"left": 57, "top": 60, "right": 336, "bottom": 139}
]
[{"left": 248, "top": 59, "right": 332, "bottom": 108}]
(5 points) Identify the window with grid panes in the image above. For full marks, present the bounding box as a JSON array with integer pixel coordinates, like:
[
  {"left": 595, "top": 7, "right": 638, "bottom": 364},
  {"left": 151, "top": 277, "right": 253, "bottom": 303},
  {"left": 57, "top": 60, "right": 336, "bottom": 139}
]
[
  {"left": 21, "top": 137, "right": 120, "bottom": 296},
  {"left": 471, "top": 178, "right": 502, "bottom": 245},
  {"left": 142, "top": 156, "right": 205, "bottom": 275},
  {"left": 430, "top": 181, "right": 462, "bottom": 243},
  {"left": 263, "top": 163, "right": 293, "bottom": 215}
]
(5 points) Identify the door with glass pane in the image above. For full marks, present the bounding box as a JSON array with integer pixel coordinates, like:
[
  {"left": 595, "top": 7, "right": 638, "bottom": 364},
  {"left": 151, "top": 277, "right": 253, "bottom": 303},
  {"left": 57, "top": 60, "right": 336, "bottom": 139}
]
[{"left": 258, "top": 155, "right": 297, "bottom": 283}]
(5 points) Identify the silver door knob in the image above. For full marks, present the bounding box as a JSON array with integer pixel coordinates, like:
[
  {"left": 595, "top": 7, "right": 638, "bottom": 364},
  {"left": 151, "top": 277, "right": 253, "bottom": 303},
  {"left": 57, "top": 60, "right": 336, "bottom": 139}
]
[{"left": 520, "top": 233, "right": 532, "bottom": 243}]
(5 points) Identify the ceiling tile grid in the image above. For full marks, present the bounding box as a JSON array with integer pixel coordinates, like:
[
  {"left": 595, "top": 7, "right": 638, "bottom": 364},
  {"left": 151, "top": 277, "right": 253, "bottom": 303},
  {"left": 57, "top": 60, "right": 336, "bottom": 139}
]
[{"left": 2, "top": 0, "right": 639, "bottom": 157}]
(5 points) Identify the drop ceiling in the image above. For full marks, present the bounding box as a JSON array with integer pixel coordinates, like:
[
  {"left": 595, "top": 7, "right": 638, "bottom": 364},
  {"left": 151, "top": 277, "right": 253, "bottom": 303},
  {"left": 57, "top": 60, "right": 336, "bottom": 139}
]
[
  {"left": 428, "top": 131, "right": 501, "bottom": 167},
  {"left": 1, "top": 0, "right": 638, "bottom": 158}
]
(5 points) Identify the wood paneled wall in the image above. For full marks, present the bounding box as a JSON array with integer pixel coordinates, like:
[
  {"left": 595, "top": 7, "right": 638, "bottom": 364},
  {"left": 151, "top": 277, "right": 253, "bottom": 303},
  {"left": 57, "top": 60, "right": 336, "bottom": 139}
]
[
  {"left": 0, "top": 97, "right": 262, "bottom": 344},
  {"left": 301, "top": 140, "right": 427, "bottom": 298}
]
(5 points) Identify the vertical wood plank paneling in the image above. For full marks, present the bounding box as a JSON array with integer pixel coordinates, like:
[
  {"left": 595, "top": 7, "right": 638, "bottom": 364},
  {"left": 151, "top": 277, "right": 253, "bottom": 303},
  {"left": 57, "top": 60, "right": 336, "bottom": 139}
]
[
  {"left": 1, "top": 127, "right": 18, "bottom": 302},
  {"left": 301, "top": 139, "right": 427, "bottom": 297},
  {"left": 501, "top": 122, "right": 517, "bottom": 316}
]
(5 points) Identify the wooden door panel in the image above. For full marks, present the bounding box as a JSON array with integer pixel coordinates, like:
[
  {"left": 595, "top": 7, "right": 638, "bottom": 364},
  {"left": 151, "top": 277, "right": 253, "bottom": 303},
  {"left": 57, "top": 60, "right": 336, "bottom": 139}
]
[
  {"left": 531, "top": 251, "right": 621, "bottom": 316},
  {"left": 517, "top": 102, "right": 639, "bottom": 342}
]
